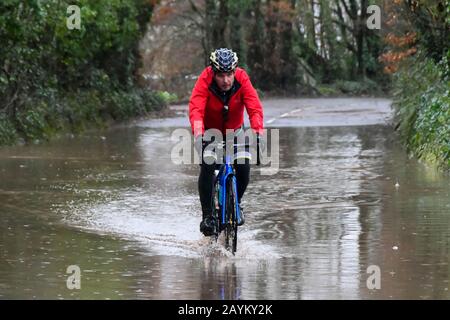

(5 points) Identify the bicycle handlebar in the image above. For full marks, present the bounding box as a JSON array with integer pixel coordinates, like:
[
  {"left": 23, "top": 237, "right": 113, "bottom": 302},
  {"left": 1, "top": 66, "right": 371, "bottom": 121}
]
[{"left": 204, "top": 141, "right": 261, "bottom": 166}]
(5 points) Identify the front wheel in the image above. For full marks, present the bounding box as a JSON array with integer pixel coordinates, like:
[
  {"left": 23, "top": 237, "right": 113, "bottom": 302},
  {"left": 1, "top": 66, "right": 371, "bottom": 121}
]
[
  {"left": 224, "top": 177, "right": 238, "bottom": 254},
  {"left": 212, "top": 180, "right": 221, "bottom": 242}
]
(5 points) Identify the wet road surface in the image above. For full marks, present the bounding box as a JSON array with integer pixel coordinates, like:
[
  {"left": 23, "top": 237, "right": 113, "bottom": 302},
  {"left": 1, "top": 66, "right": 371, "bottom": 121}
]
[{"left": 1, "top": 98, "right": 450, "bottom": 299}]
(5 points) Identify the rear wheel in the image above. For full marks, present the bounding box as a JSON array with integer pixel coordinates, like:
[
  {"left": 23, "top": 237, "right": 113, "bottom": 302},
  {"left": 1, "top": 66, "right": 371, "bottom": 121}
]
[{"left": 224, "top": 177, "right": 238, "bottom": 254}]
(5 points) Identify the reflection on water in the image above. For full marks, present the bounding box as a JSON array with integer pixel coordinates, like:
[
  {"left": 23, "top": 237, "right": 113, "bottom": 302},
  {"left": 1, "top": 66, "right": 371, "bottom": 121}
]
[{"left": 1, "top": 121, "right": 450, "bottom": 299}]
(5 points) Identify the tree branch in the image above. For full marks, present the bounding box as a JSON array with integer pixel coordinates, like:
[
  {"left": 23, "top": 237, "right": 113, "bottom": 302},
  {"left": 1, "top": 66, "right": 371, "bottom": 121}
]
[
  {"left": 188, "top": 0, "right": 205, "bottom": 20},
  {"left": 178, "top": 12, "right": 204, "bottom": 31},
  {"left": 1, "top": 88, "right": 19, "bottom": 113},
  {"left": 340, "top": 0, "right": 355, "bottom": 20},
  {"left": 332, "top": 18, "right": 354, "bottom": 33}
]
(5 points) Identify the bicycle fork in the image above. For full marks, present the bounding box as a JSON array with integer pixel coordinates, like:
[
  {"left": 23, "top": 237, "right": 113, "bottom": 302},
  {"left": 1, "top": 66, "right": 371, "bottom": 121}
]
[{"left": 216, "top": 166, "right": 242, "bottom": 226}]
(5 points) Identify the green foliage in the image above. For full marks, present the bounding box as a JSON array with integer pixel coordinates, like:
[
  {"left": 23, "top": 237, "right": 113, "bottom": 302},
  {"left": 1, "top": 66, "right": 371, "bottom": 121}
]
[
  {"left": 0, "top": 87, "right": 168, "bottom": 145},
  {"left": 413, "top": 89, "right": 450, "bottom": 167},
  {"left": 393, "top": 51, "right": 450, "bottom": 169},
  {"left": 408, "top": 0, "right": 450, "bottom": 63},
  {"left": 392, "top": 52, "right": 442, "bottom": 142},
  {"left": 317, "top": 85, "right": 340, "bottom": 96},
  {"left": 387, "top": 1, "right": 449, "bottom": 169},
  {"left": 155, "top": 91, "right": 178, "bottom": 105},
  {"left": 334, "top": 79, "right": 381, "bottom": 95},
  {"left": 0, "top": 115, "right": 18, "bottom": 146},
  {"left": 0, "top": 0, "right": 160, "bottom": 146},
  {"left": 317, "top": 78, "right": 383, "bottom": 96},
  {"left": 16, "top": 101, "right": 52, "bottom": 141},
  {"left": 105, "top": 88, "right": 168, "bottom": 120},
  {"left": 53, "top": 0, "right": 145, "bottom": 87}
]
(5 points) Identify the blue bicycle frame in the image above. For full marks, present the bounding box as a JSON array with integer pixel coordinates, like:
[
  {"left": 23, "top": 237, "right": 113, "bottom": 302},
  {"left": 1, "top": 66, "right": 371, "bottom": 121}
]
[{"left": 216, "top": 154, "right": 243, "bottom": 226}]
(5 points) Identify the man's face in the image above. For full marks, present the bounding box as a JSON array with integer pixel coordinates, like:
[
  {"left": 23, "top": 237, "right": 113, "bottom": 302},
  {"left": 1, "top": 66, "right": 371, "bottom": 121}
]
[{"left": 214, "top": 70, "right": 235, "bottom": 92}]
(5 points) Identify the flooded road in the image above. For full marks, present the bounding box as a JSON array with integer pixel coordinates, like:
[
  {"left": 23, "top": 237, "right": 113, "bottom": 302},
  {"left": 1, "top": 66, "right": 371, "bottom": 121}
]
[{"left": 1, "top": 98, "right": 450, "bottom": 299}]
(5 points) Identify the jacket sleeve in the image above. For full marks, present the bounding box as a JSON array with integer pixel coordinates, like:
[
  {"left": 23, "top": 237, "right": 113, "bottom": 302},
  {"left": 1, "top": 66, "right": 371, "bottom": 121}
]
[
  {"left": 189, "top": 69, "right": 209, "bottom": 137},
  {"left": 241, "top": 71, "right": 264, "bottom": 134}
]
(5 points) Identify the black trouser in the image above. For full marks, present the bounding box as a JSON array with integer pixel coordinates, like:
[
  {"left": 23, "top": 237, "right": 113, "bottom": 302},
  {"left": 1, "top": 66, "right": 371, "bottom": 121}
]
[{"left": 199, "top": 160, "right": 250, "bottom": 219}]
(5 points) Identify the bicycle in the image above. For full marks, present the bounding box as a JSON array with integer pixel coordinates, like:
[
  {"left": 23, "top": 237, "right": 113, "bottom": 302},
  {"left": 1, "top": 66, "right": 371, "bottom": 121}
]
[{"left": 206, "top": 140, "right": 261, "bottom": 254}]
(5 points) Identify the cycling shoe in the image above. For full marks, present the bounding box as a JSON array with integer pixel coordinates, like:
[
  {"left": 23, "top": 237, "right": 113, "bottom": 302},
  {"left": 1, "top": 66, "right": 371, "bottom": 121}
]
[{"left": 200, "top": 216, "right": 216, "bottom": 236}]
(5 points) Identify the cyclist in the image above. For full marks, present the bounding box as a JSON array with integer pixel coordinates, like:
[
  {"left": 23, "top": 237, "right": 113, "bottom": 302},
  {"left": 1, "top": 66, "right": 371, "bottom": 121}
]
[{"left": 189, "top": 48, "right": 264, "bottom": 236}]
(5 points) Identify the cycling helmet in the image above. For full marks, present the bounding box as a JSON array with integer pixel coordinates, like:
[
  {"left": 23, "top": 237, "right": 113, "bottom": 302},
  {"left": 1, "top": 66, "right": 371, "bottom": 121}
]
[{"left": 209, "top": 48, "right": 238, "bottom": 72}]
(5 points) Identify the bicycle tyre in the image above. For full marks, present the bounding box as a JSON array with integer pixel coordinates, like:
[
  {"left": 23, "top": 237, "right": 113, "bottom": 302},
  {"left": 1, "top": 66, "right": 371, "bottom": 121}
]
[
  {"left": 224, "top": 177, "right": 238, "bottom": 254},
  {"left": 212, "top": 179, "right": 220, "bottom": 242}
]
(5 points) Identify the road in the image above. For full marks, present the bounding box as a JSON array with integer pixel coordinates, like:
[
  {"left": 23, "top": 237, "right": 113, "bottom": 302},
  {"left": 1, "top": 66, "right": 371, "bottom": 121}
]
[{"left": 1, "top": 97, "right": 450, "bottom": 299}]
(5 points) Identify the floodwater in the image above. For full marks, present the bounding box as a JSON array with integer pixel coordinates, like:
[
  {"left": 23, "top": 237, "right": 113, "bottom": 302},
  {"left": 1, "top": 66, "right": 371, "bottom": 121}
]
[{"left": 0, "top": 98, "right": 449, "bottom": 299}]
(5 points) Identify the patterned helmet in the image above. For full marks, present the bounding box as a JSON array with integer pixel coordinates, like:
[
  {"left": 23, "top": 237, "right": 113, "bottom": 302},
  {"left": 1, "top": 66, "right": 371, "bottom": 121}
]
[{"left": 209, "top": 48, "right": 238, "bottom": 72}]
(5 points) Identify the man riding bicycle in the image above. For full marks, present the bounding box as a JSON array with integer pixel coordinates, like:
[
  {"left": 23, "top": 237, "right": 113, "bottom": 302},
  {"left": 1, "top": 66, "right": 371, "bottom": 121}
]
[{"left": 189, "top": 48, "right": 264, "bottom": 236}]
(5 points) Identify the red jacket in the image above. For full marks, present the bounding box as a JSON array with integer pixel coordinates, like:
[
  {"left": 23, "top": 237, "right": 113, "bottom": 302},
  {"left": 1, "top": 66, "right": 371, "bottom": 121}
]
[{"left": 189, "top": 67, "right": 264, "bottom": 137}]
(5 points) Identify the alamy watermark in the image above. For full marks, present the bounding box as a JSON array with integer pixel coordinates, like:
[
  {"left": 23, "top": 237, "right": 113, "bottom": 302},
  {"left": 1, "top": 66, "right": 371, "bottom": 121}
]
[
  {"left": 366, "top": 265, "right": 381, "bottom": 290},
  {"left": 170, "top": 125, "right": 279, "bottom": 175},
  {"left": 367, "top": 5, "right": 381, "bottom": 30},
  {"left": 66, "top": 5, "right": 81, "bottom": 30},
  {"left": 66, "top": 265, "right": 81, "bottom": 290}
]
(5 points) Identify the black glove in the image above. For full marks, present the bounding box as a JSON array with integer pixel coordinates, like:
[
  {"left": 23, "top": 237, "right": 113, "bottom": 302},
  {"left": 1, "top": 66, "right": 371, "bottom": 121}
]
[{"left": 255, "top": 133, "right": 265, "bottom": 166}]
